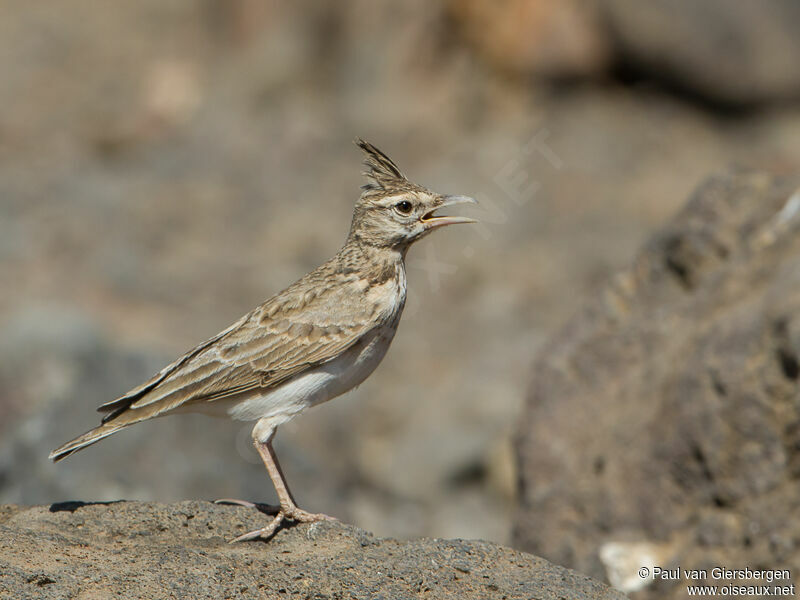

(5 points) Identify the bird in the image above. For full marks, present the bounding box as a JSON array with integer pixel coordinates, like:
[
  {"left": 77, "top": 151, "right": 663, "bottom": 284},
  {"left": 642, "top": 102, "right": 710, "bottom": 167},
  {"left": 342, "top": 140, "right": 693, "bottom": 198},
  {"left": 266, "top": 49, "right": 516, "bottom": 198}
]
[{"left": 50, "top": 138, "right": 477, "bottom": 542}]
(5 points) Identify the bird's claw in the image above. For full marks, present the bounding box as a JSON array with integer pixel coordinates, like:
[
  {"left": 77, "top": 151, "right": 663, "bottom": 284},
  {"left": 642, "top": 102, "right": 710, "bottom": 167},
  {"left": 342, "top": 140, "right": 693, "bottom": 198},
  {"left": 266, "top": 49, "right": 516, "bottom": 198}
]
[
  {"left": 214, "top": 498, "right": 257, "bottom": 508},
  {"left": 228, "top": 508, "right": 337, "bottom": 543}
]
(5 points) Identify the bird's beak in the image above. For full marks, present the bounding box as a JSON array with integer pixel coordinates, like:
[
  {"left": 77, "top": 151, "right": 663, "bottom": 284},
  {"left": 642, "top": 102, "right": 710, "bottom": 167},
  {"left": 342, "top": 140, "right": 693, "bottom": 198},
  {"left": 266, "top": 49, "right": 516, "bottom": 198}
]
[{"left": 420, "top": 195, "right": 478, "bottom": 229}]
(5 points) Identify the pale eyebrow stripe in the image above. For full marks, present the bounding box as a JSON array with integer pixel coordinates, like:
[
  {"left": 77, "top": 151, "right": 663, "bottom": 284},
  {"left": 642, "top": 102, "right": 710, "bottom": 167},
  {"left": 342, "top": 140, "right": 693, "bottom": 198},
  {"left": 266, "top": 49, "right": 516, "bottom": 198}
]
[{"left": 373, "top": 194, "right": 406, "bottom": 206}]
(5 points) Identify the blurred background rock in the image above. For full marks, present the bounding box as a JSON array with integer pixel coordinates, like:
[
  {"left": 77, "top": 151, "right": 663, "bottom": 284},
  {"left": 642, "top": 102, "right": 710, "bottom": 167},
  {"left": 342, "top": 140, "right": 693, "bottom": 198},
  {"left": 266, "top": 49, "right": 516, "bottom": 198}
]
[
  {"left": 1, "top": 0, "right": 799, "bottom": 558},
  {"left": 515, "top": 171, "right": 800, "bottom": 598}
]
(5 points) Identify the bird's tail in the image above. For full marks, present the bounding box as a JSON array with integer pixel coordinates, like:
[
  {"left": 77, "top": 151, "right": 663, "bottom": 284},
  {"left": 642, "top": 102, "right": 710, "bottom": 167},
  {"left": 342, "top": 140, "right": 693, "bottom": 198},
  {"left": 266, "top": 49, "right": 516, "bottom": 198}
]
[{"left": 49, "top": 422, "right": 128, "bottom": 462}]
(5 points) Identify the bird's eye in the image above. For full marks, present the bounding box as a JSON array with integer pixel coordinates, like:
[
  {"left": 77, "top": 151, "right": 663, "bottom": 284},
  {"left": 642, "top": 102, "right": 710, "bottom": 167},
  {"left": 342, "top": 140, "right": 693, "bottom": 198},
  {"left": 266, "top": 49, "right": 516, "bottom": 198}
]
[{"left": 394, "top": 200, "right": 413, "bottom": 215}]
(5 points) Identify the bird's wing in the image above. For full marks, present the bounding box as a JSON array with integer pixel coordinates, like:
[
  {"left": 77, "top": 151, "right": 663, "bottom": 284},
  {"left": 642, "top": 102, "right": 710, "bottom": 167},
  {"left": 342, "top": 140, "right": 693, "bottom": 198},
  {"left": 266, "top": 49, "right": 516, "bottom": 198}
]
[{"left": 97, "top": 280, "right": 380, "bottom": 424}]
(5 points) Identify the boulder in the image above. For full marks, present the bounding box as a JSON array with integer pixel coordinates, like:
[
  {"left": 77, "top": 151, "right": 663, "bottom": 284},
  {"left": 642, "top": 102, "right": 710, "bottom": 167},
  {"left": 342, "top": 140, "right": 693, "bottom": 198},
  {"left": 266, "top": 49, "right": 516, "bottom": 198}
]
[
  {"left": 0, "top": 500, "right": 623, "bottom": 599},
  {"left": 448, "top": 0, "right": 800, "bottom": 104},
  {"left": 600, "top": 0, "right": 800, "bottom": 104},
  {"left": 514, "top": 170, "right": 800, "bottom": 596}
]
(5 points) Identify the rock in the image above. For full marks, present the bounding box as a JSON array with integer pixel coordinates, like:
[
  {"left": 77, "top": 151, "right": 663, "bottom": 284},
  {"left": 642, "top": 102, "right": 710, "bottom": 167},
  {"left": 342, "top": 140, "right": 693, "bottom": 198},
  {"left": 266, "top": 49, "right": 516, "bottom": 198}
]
[
  {"left": 599, "top": 0, "right": 800, "bottom": 104},
  {"left": 0, "top": 501, "right": 623, "bottom": 599},
  {"left": 448, "top": 0, "right": 800, "bottom": 104},
  {"left": 514, "top": 170, "right": 800, "bottom": 597}
]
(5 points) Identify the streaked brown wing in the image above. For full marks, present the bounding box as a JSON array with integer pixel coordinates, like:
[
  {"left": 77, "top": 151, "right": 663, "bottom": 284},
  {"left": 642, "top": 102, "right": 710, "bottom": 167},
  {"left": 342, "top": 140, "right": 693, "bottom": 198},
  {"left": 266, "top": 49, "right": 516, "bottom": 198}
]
[
  {"left": 97, "top": 281, "right": 376, "bottom": 423},
  {"left": 96, "top": 313, "right": 250, "bottom": 421}
]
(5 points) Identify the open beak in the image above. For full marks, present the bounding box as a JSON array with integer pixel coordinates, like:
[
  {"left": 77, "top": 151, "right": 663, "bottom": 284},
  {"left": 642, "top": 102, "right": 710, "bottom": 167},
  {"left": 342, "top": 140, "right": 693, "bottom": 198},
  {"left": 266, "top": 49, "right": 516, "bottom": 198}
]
[{"left": 420, "top": 195, "right": 478, "bottom": 229}]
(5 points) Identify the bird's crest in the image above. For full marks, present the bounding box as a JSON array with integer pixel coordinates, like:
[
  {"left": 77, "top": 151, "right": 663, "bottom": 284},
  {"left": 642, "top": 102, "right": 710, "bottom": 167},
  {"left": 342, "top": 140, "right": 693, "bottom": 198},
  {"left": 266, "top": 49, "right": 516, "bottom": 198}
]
[{"left": 355, "top": 138, "right": 418, "bottom": 197}]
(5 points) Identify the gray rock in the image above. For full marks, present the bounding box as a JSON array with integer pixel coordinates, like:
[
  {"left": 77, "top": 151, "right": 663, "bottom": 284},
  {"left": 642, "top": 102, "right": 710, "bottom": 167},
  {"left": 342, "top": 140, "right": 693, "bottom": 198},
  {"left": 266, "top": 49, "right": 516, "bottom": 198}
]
[
  {"left": 600, "top": 0, "right": 800, "bottom": 104},
  {"left": 515, "top": 170, "right": 800, "bottom": 597},
  {"left": 0, "top": 501, "right": 623, "bottom": 599}
]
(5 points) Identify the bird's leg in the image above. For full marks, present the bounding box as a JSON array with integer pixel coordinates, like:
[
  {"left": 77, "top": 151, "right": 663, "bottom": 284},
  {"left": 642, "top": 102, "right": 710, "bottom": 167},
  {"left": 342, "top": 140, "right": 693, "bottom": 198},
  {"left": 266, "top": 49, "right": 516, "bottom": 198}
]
[
  {"left": 214, "top": 422, "right": 281, "bottom": 512},
  {"left": 228, "top": 436, "right": 336, "bottom": 543},
  {"left": 256, "top": 438, "right": 335, "bottom": 523}
]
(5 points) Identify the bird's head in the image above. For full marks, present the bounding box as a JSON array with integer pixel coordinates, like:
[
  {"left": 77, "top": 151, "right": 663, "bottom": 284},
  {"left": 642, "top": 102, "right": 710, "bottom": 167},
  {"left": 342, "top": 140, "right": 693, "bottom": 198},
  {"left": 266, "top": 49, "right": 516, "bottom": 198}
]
[{"left": 347, "top": 138, "right": 476, "bottom": 250}]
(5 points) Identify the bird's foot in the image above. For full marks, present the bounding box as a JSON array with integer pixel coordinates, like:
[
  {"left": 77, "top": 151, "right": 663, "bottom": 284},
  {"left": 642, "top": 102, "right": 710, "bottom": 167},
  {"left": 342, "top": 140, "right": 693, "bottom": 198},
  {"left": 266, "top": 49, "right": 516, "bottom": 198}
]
[
  {"left": 228, "top": 507, "right": 337, "bottom": 543},
  {"left": 229, "top": 511, "right": 285, "bottom": 543},
  {"left": 283, "top": 507, "right": 337, "bottom": 523}
]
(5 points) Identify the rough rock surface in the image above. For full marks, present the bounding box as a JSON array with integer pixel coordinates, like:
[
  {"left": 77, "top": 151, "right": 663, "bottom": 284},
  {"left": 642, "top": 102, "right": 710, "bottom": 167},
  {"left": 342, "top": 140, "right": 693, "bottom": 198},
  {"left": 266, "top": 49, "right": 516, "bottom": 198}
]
[
  {"left": 0, "top": 501, "right": 623, "bottom": 600},
  {"left": 515, "top": 170, "right": 800, "bottom": 597}
]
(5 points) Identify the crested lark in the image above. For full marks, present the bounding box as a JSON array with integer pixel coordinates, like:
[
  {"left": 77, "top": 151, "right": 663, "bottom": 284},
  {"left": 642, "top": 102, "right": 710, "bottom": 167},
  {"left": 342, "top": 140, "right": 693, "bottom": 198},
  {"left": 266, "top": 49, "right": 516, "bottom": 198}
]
[{"left": 50, "top": 139, "right": 476, "bottom": 542}]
